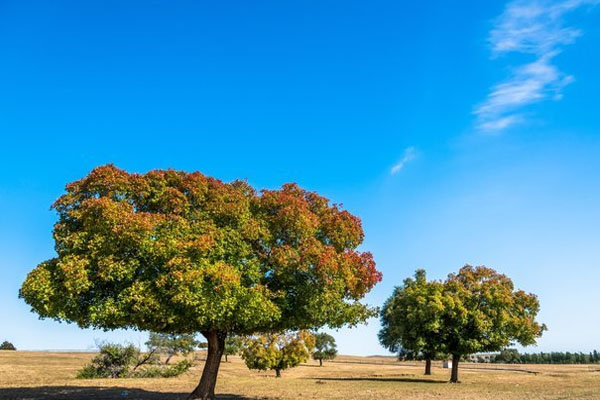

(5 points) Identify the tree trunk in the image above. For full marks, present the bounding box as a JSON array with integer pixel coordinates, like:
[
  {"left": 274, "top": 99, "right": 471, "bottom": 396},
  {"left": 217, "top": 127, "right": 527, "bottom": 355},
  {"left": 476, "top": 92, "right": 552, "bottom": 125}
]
[
  {"left": 450, "top": 354, "right": 460, "bottom": 383},
  {"left": 424, "top": 358, "right": 432, "bottom": 375},
  {"left": 165, "top": 354, "right": 173, "bottom": 365},
  {"left": 188, "top": 330, "right": 226, "bottom": 400},
  {"left": 275, "top": 368, "right": 281, "bottom": 378},
  {"left": 319, "top": 358, "right": 323, "bottom": 367},
  {"left": 224, "top": 353, "right": 228, "bottom": 363}
]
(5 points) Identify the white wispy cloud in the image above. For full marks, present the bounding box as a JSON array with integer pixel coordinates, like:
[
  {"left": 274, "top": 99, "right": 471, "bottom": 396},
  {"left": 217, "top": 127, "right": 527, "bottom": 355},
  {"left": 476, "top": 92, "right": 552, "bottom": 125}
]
[
  {"left": 390, "top": 147, "right": 417, "bottom": 175},
  {"left": 475, "top": 0, "right": 598, "bottom": 133}
]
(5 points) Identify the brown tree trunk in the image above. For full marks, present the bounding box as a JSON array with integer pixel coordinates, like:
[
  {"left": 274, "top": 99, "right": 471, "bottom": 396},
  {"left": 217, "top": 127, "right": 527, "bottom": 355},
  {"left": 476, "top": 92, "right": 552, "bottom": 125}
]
[
  {"left": 224, "top": 353, "right": 228, "bottom": 363},
  {"left": 188, "top": 330, "right": 226, "bottom": 400},
  {"left": 319, "top": 358, "right": 323, "bottom": 367},
  {"left": 450, "top": 354, "right": 460, "bottom": 383},
  {"left": 424, "top": 358, "right": 432, "bottom": 375},
  {"left": 275, "top": 368, "right": 281, "bottom": 378}
]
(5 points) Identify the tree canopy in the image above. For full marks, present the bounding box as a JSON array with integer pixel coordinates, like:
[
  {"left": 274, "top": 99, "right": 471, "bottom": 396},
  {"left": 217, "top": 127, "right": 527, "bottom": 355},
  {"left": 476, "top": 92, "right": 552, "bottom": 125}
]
[
  {"left": 241, "top": 331, "right": 316, "bottom": 377},
  {"left": 19, "top": 165, "right": 381, "bottom": 399}
]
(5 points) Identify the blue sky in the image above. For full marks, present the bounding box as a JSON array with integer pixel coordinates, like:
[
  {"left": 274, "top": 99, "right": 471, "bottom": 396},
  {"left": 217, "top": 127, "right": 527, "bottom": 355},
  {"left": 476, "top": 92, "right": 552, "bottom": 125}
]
[{"left": 1, "top": 0, "right": 599, "bottom": 355}]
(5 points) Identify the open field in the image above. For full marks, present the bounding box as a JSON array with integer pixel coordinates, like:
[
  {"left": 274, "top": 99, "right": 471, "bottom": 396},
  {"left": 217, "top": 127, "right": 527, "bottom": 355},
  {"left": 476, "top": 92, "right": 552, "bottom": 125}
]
[{"left": 1, "top": 352, "right": 600, "bottom": 399}]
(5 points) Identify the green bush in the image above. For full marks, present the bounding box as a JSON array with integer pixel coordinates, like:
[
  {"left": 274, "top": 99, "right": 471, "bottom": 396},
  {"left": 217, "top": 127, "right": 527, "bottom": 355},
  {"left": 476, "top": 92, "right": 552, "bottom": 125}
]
[
  {"left": 0, "top": 341, "right": 16, "bottom": 351},
  {"left": 77, "top": 343, "right": 140, "bottom": 379},
  {"left": 77, "top": 342, "right": 192, "bottom": 379}
]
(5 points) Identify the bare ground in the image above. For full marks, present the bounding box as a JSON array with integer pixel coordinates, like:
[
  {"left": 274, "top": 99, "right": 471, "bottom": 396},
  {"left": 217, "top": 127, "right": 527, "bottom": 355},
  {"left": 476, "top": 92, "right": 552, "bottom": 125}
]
[{"left": 1, "top": 352, "right": 599, "bottom": 399}]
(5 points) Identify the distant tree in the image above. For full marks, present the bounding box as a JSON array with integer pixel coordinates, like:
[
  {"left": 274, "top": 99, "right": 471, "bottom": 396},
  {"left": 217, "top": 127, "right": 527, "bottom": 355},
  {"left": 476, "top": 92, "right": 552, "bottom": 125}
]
[
  {"left": 146, "top": 333, "right": 199, "bottom": 364},
  {"left": 494, "top": 349, "right": 521, "bottom": 363},
  {"left": 223, "top": 336, "right": 243, "bottom": 362},
  {"left": 19, "top": 165, "right": 382, "bottom": 399},
  {"left": 379, "top": 270, "right": 447, "bottom": 375},
  {"left": 242, "top": 331, "right": 316, "bottom": 377},
  {"left": 312, "top": 332, "right": 337, "bottom": 366},
  {"left": 0, "top": 341, "right": 16, "bottom": 351},
  {"left": 443, "top": 265, "right": 545, "bottom": 382}
]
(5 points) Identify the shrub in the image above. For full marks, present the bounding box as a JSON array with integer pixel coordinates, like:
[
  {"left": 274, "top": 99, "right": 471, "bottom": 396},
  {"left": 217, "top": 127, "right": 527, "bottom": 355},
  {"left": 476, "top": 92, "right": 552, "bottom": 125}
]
[
  {"left": 77, "top": 342, "right": 192, "bottom": 379},
  {"left": 0, "top": 341, "right": 16, "bottom": 350},
  {"left": 77, "top": 343, "right": 140, "bottom": 379}
]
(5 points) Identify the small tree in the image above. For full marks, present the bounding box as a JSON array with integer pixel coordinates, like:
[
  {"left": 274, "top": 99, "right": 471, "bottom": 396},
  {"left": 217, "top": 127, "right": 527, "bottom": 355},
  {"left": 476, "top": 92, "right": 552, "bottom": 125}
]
[
  {"left": 379, "top": 270, "right": 447, "bottom": 375},
  {"left": 312, "top": 332, "right": 337, "bottom": 366},
  {"left": 242, "top": 331, "right": 315, "bottom": 377},
  {"left": 0, "top": 341, "right": 16, "bottom": 350},
  {"left": 223, "top": 336, "right": 243, "bottom": 362},
  {"left": 19, "top": 165, "right": 381, "bottom": 399},
  {"left": 146, "top": 333, "right": 199, "bottom": 364},
  {"left": 443, "top": 265, "right": 545, "bottom": 382}
]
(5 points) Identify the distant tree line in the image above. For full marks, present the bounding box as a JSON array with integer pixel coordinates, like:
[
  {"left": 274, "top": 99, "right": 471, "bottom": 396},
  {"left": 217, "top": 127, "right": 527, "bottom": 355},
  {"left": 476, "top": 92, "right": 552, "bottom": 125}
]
[{"left": 493, "top": 349, "right": 600, "bottom": 364}]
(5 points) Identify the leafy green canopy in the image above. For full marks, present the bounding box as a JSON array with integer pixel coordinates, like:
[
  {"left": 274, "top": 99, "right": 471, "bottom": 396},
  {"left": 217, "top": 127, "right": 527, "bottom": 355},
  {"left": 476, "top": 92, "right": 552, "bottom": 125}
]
[
  {"left": 20, "top": 165, "right": 381, "bottom": 335},
  {"left": 312, "top": 332, "right": 337, "bottom": 361},
  {"left": 379, "top": 270, "right": 447, "bottom": 360},
  {"left": 443, "top": 265, "right": 546, "bottom": 355},
  {"left": 241, "top": 331, "right": 315, "bottom": 374}
]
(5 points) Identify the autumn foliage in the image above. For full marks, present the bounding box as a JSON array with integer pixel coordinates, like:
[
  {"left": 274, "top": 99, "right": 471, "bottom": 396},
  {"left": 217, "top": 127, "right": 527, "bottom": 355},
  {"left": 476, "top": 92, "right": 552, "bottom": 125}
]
[{"left": 19, "top": 164, "right": 381, "bottom": 399}]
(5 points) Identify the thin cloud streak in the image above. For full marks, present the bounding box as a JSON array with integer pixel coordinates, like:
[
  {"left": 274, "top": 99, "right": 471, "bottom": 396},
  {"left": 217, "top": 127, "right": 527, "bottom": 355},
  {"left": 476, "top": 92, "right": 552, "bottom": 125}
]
[
  {"left": 475, "top": 0, "right": 598, "bottom": 133},
  {"left": 390, "top": 147, "right": 417, "bottom": 175}
]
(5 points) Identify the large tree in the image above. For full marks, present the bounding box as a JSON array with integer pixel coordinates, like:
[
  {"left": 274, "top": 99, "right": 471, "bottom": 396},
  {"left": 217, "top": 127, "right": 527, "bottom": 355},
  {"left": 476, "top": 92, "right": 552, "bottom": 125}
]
[
  {"left": 379, "top": 269, "right": 447, "bottom": 375},
  {"left": 19, "top": 165, "right": 381, "bottom": 399},
  {"left": 312, "top": 332, "right": 337, "bottom": 366},
  {"left": 443, "top": 265, "right": 545, "bottom": 382}
]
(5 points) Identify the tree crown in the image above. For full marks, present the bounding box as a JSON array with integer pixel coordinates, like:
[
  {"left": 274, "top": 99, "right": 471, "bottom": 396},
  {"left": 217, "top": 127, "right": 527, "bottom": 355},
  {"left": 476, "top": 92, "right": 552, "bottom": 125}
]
[
  {"left": 443, "top": 265, "right": 546, "bottom": 355},
  {"left": 20, "top": 165, "right": 381, "bottom": 335}
]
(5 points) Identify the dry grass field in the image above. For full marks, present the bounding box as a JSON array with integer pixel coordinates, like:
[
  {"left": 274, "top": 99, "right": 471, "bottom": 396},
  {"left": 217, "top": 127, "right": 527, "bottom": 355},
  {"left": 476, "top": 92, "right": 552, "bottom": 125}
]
[{"left": 1, "top": 351, "right": 599, "bottom": 399}]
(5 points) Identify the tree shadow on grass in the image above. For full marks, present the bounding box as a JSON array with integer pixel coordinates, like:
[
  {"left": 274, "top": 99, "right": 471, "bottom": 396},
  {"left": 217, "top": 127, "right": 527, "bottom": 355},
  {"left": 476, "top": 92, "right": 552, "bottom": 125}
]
[
  {"left": 313, "top": 377, "right": 448, "bottom": 384},
  {"left": 0, "top": 386, "right": 262, "bottom": 400}
]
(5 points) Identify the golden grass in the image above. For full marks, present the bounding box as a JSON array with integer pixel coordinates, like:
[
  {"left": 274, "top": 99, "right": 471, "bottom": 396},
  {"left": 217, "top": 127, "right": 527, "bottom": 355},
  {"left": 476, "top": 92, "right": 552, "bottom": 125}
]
[{"left": 1, "top": 351, "right": 599, "bottom": 399}]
